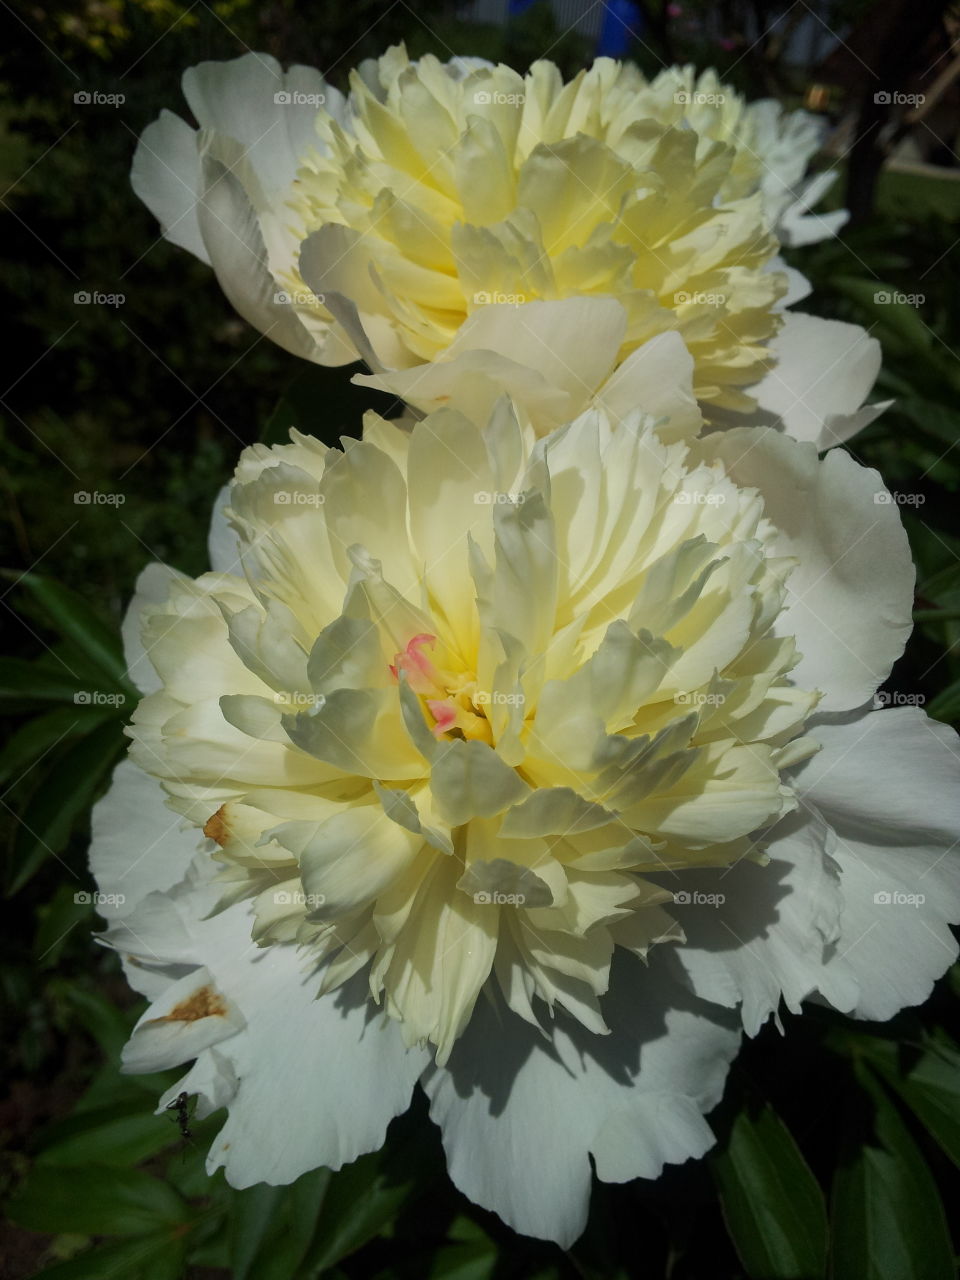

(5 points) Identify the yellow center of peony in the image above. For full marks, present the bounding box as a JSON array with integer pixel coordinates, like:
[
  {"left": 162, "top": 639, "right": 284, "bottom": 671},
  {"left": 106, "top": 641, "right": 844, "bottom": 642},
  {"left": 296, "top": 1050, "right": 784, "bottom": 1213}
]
[{"left": 391, "top": 633, "right": 492, "bottom": 744}]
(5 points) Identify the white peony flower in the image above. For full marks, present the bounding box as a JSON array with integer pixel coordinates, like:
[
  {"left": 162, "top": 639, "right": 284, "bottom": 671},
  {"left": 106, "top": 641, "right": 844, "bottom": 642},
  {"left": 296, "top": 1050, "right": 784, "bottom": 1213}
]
[
  {"left": 131, "top": 48, "right": 874, "bottom": 447},
  {"left": 91, "top": 377, "right": 960, "bottom": 1245}
]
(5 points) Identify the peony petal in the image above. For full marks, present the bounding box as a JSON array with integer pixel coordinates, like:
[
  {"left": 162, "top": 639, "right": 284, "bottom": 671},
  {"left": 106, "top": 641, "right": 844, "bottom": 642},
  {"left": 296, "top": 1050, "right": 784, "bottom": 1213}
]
[
  {"left": 121, "top": 563, "right": 185, "bottom": 696},
  {"left": 750, "top": 312, "right": 884, "bottom": 448},
  {"left": 423, "top": 953, "right": 739, "bottom": 1246},
  {"left": 705, "top": 429, "right": 914, "bottom": 712},
  {"left": 663, "top": 810, "right": 848, "bottom": 1034},
  {"left": 796, "top": 706, "right": 960, "bottom": 1019},
  {"left": 89, "top": 761, "right": 200, "bottom": 918},
  {"left": 131, "top": 110, "right": 209, "bottom": 264}
]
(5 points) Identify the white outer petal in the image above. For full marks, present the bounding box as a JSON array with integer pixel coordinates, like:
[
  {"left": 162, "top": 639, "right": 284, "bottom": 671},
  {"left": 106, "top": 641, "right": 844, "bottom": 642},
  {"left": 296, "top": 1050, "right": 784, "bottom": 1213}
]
[
  {"left": 662, "top": 812, "right": 850, "bottom": 1034},
  {"left": 89, "top": 760, "right": 200, "bottom": 919},
  {"left": 423, "top": 956, "right": 739, "bottom": 1246},
  {"left": 207, "top": 484, "right": 240, "bottom": 574},
  {"left": 705, "top": 429, "right": 914, "bottom": 712},
  {"left": 121, "top": 562, "right": 184, "bottom": 695},
  {"left": 195, "top": 143, "right": 323, "bottom": 362},
  {"left": 750, "top": 313, "right": 885, "bottom": 448},
  {"left": 796, "top": 706, "right": 960, "bottom": 1019},
  {"left": 181, "top": 53, "right": 343, "bottom": 196},
  {"left": 131, "top": 109, "right": 209, "bottom": 264},
  {"left": 108, "top": 843, "right": 430, "bottom": 1186}
]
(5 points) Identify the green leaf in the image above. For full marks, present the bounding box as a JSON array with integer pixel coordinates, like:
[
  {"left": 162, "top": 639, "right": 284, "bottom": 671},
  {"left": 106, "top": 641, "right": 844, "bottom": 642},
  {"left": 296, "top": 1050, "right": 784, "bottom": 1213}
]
[
  {"left": 0, "top": 656, "right": 88, "bottom": 705},
  {"left": 4, "top": 570, "right": 129, "bottom": 688},
  {"left": 859, "top": 1036, "right": 960, "bottom": 1171},
  {"left": 6, "top": 718, "right": 124, "bottom": 894},
  {"left": 830, "top": 1063, "right": 954, "bottom": 1280},
  {"left": 27, "top": 1231, "right": 188, "bottom": 1280},
  {"left": 33, "top": 883, "right": 94, "bottom": 968},
  {"left": 54, "top": 982, "right": 139, "bottom": 1061},
  {"left": 0, "top": 704, "right": 114, "bottom": 785},
  {"left": 302, "top": 1135, "right": 432, "bottom": 1272},
  {"left": 228, "top": 1171, "right": 330, "bottom": 1280},
  {"left": 36, "top": 1098, "right": 180, "bottom": 1168},
  {"left": 926, "top": 672, "right": 960, "bottom": 723},
  {"left": 8, "top": 1163, "right": 188, "bottom": 1237},
  {"left": 711, "top": 1098, "right": 828, "bottom": 1279}
]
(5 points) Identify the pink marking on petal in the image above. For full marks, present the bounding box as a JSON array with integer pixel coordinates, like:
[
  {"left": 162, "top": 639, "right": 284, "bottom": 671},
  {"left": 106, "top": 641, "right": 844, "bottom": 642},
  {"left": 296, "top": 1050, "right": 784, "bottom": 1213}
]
[
  {"left": 389, "top": 633, "right": 438, "bottom": 693},
  {"left": 427, "top": 699, "right": 458, "bottom": 737}
]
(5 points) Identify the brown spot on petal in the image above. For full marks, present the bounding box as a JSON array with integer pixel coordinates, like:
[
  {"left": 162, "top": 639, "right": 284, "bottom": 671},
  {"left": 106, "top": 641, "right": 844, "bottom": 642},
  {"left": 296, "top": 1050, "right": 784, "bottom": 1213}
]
[
  {"left": 159, "top": 985, "right": 228, "bottom": 1024},
  {"left": 203, "top": 806, "right": 229, "bottom": 847}
]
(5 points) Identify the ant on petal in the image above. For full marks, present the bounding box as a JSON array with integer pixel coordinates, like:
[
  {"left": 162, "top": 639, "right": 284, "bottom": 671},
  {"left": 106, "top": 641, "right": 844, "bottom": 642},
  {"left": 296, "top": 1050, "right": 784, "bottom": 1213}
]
[{"left": 165, "top": 1091, "right": 193, "bottom": 1145}]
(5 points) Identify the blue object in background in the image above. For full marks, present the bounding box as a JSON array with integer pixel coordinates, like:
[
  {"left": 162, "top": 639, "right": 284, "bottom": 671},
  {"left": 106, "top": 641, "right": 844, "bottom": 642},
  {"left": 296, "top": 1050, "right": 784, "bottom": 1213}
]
[
  {"left": 597, "top": 0, "right": 644, "bottom": 56},
  {"left": 508, "top": 0, "right": 539, "bottom": 13}
]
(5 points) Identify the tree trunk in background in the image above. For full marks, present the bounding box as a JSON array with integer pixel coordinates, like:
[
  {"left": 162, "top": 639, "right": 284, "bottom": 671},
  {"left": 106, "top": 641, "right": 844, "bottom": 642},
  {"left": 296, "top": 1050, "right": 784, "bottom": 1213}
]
[{"left": 846, "top": 0, "right": 951, "bottom": 224}]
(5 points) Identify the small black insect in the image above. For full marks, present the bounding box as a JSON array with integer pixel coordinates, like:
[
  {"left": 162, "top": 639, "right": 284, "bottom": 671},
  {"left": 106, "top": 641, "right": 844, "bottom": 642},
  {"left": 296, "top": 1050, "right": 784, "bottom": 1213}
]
[{"left": 165, "top": 1091, "right": 193, "bottom": 1143}]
